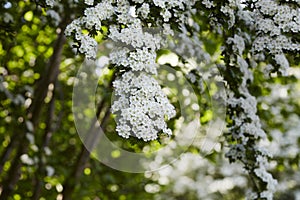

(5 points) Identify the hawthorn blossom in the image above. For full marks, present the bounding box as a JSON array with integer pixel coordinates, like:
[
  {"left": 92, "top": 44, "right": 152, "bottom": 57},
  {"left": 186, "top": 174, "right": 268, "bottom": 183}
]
[
  {"left": 112, "top": 71, "right": 176, "bottom": 141},
  {"left": 252, "top": 0, "right": 300, "bottom": 74}
]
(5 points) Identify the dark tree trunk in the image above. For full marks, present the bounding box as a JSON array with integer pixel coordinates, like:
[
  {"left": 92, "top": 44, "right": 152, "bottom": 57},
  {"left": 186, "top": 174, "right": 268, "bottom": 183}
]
[{"left": 32, "top": 87, "right": 56, "bottom": 200}]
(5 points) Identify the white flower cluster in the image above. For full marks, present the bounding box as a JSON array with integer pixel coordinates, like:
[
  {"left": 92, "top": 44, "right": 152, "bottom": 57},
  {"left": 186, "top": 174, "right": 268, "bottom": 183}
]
[
  {"left": 65, "top": 18, "right": 98, "bottom": 59},
  {"left": 227, "top": 34, "right": 245, "bottom": 56},
  {"left": 254, "top": 165, "right": 278, "bottom": 200},
  {"left": 137, "top": 3, "right": 150, "bottom": 19},
  {"left": 227, "top": 93, "right": 266, "bottom": 140},
  {"left": 274, "top": 53, "right": 290, "bottom": 76},
  {"left": 112, "top": 71, "right": 176, "bottom": 141},
  {"left": 226, "top": 97, "right": 278, "bottom": 199},
  {"left": 151, "top": 0, "right": 194, "bottom": 22},
  {"left": 252, "top": 0, "right": 300, "bottom": 75},
  {"left": 202, "top": 0, "right": 215, "bottom": 8},
  {"left": 83, "top": 2, "right": 114, "bottom": 30},
  {"left": 115, "top": 0, "right": 134, "bottom": 24},
  {"left": 224, "top": 34, "right": 278, "bottom": 199},
  {"left": 65, "top": 0, "right": 198, "bottom": 141},
  {"left": 220, "top": 0, "right": 241, "bottom": 28},
  {"left": 65, "top": 21, "right": 97, "bottom": 59},
  {"left": 225, "top": 144, "right": 246, "bottom": 161},
  {"left": 64, "top": 1, "right": 114, "bottom": 59},
  {"left": 109, "top": 21, "right": 162, "bottom": 50},
  {"left": 110, "top": 47, "right": 157, "bottom": 74},
  {"left": 46, "top": 0, "right": 56, "bottom": 7},
  {"left": 106, "top": 0, "right": 193, "bottom": 141}
]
